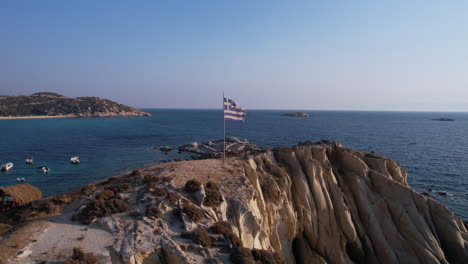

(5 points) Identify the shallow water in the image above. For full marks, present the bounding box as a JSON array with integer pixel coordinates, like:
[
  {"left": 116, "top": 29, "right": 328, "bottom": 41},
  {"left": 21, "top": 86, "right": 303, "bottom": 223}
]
[{"left": 0, "top": 109, "right": 466, "bottom": 219}]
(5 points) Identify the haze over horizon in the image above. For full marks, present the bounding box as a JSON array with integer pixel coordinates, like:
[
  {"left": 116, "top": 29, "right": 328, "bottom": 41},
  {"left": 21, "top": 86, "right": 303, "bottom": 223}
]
[{"left": 2, "top": 1, "right": 468, "bottom": 112}]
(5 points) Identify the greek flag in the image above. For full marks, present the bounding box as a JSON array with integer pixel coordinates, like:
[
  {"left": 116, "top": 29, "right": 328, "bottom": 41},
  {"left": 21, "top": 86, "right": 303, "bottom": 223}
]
[{"left": 224, "top": 97, "right": 246, "bottom": 121}]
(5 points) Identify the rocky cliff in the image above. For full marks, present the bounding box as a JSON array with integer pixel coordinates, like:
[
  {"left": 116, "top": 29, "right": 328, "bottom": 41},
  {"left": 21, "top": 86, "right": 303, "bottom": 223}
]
[
  {"left": 1, "top": 142, "right": 467, "bottom": 263},
  {"left": 0, "top": 92, "right": 150, "bottom": 117}
]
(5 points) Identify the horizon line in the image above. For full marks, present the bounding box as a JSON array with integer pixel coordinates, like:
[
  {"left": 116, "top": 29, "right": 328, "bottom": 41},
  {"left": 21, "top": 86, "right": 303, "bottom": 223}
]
[{"left": 138, "top": 107, "right": 468, "bottom": 113}]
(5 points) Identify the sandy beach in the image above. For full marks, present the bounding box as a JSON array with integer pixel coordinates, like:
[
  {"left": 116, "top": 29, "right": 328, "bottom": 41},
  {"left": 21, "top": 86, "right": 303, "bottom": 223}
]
[{"left": 0, "top": 115, "right": 70, "bottom": 120}]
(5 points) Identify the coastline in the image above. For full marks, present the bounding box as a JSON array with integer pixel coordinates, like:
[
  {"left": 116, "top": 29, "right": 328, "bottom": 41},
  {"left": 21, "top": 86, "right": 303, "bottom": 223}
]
[{"left": 0, "top": 115, "right": 70, "bottom": 120}]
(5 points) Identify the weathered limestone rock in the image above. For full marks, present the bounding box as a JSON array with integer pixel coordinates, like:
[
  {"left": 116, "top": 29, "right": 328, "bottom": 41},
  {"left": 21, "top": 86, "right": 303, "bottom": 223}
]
[{"left": 6, "top": 142, "right": 467, "bottom": 264}]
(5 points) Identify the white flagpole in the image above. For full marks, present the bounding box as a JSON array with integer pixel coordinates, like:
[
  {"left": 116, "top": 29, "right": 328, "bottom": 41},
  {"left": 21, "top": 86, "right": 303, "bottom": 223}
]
[{"left": 223, "top": 91, "right": 226, "bottom": 164}]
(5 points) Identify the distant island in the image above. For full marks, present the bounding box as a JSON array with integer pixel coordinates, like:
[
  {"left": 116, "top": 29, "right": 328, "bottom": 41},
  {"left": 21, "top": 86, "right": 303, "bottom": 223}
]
[
  {"left": 432, "top": 117, "right": 455, "bottom": 121},
  {"left": 0, "top": 92, "right": 150, "bottom": 119},
  {"left": 281, "top": 112, "right": 310, "bottom": 117}
]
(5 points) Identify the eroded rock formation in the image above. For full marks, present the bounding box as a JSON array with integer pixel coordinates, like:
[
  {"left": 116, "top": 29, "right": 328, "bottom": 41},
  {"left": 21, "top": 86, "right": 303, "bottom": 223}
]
[{"left": 4, "top": 142, "right": 467, "bottom": 263}]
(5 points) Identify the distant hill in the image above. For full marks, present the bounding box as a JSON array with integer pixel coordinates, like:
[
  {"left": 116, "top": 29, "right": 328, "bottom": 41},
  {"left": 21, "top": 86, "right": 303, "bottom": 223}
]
[{"left": 0, "top": 93, "right": 150, "bottom": 118}]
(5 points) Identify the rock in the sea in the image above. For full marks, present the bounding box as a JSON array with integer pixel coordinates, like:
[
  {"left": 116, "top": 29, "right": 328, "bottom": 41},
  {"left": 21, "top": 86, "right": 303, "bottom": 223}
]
[
  {"left": 178, "top": 137, "right": 261, "bottom": 158},
  {"left": 159, "top": 146, "right": 174, "bottom": 152}
]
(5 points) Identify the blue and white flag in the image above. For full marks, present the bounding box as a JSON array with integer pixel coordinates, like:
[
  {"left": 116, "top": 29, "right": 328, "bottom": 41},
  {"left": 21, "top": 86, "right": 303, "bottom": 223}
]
[{"left": 224, "top": 97, "right": 246, "bottom": 121}]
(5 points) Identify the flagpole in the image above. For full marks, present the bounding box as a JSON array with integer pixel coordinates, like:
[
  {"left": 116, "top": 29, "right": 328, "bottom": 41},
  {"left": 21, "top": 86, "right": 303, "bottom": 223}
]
[{"left": 223, "top": 91, "right": 226, "bottom": 164}]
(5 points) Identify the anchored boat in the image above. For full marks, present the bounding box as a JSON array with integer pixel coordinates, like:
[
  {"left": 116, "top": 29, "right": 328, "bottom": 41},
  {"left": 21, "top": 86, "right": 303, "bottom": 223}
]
[
  {"left": 36, "top": 166, "right": 50, "bottom": 173},
  {"left": 70, "top": 156, "right": 80, "bottom": 164},
  {"left": 1, "top": 163, "right": 13, "bottom": 171},
  {"left": 25, "top": 157, "right": 34, "bottom": 164}
]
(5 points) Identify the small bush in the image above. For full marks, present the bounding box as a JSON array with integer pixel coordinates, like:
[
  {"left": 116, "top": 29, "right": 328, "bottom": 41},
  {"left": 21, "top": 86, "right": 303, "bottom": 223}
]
[
  {"left": 231, "top": 248, "right": 254, "bottom": 264},
  {"left": 251, "top": 249, "right": 286, "bottom": 264},
  {"left": 167, "top": 192, "right": 181, "bottom": 205},
  {"left": 192, "top": 227, "right": 213, "bottom": 248},
  {"left": 161, "top": 176, "right": 173, "bottom": 183},
  {"left": 12, "top": 211, "right": 27, "bottom": 224},
  {"left": 95, "top": 190, "right": 115, "bottom": 200},
  {"left": 77, "top": 199, "right": 130, "bottom": 224},
  {"left": 143, "top": 175, "right": 160, "bottom": 184},
  {"left": 184, "top": 179, "right": 201, "bottom": 192},
  {"left": 145, "top": 205, "right": 162, "bottom": 219},
  {"left": 203, "top": 181, "right": 223, "bottom": 207},
  {"left": 210, "top": 221, "right": 242, "bottom": 248},
  {"left": 52, "top": 195, "right": 71, "bottom": 205},
  {"left": 80, "top": 185, "right": 96, "bottom": 195},
  {"left": 130, "top": 170, "right": 142, "bottom": 176},
  {"left": 152, "top": 187, "right": 167, "bottom": 197},
  {"left": 182, "top": 204, "right": 204, "bottom": 223},
  {"left": 35, "top": 201, "right": 57, "bottom": 214},
  {"left": 105, "top": 183, "right": 132, "bottom": 193},
  {"left": 64, "top": 247, "right": 99, "bottom": 264}
]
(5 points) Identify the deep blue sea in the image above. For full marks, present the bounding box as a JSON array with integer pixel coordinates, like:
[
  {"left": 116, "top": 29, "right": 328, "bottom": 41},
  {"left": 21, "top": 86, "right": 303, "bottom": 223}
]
[{"left": 0, "top": 109, "right": 467, "bottom": 220}]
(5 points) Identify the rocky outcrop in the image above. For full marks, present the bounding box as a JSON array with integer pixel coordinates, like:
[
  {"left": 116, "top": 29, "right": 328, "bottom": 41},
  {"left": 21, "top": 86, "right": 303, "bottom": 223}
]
[
  {"left": 4, "top": 142, "right": 467, "bottom": 264},
  {"left": 179, "top": 137, "right": 262, "bottom": 158},
  {"left": 0, "top": 92, "right": 150, "bottom": 117}
]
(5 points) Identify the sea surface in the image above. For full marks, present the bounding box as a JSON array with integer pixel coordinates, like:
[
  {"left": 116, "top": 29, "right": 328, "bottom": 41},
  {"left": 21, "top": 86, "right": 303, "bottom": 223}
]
[{"left": 0, "top": 109, "right": 467, "bottom": 220}]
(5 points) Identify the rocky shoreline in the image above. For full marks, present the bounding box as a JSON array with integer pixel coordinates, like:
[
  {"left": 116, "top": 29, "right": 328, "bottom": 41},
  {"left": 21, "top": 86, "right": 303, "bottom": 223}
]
[{"left": 0, "top": 141, "right": 467, "bottom": 263}]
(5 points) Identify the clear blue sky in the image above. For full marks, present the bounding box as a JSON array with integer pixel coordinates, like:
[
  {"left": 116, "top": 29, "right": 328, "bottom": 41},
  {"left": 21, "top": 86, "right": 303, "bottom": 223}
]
[{"left": 1, "top": 0, "right": 468, "bottom": 111}]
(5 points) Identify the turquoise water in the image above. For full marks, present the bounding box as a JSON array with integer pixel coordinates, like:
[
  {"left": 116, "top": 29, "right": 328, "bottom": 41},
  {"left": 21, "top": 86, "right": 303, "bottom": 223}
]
[{"left": 0, "top": 109, "right": 467, "bottom": 219}]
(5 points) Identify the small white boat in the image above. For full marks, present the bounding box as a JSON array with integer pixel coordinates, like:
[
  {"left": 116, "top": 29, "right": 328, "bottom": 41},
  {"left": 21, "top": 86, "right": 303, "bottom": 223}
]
[
  {"left": 16, "top": 178, "right": 26, "bottom": 182},
  {"left": 25, "top": 157, "right": 34, "bottom": 164},
  {"left": 1, "top": 163, "right": 13, "bottom": 171},
  {"left": 70, "top": 156, "right": 80, "bottom": 164},
  {"left": 36, "top": 166, "right": 50, "bottom": 173}
]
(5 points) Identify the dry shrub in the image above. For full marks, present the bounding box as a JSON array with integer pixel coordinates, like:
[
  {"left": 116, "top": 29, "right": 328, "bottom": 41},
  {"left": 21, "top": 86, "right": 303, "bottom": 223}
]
[
  {"left": 143, "top": 175, "right": 160, "bottom": 184},
  {"left": 64, "top": 247, "right": 99, "bottom": 264},
  {"left": 35, "top": 201, "right": 57, "bottom": 214},
  {"left": 77, "top": 199, "right": 130, "bottom": 224},
  {"left": 231, "top": 248, "right": 285, "bottom": 264},
  {"left": 251, "top": 249, "right": 286, "bottom": 264},
  {"left": 145, "top": 205, "right": 162, "bottom": 219},
  {"left": 203, "top": 181, "right": 223, "bottom": 207},
  {"left": 210, "top": 221, "right": 242, "bottom": 248},
  {"left": 130, "top": 170, "right": 142, "bottom": 176},
  {"left": 161, "top": 176, "right": 173, "bottom": 183},
  {"left": 80, "top": 185, "right": 96, "bottom": 195},
  {"left": 95, "top": 190, "right": 115, "bottom": 200},
  {"left": 192, "top": 227, "right": 213, "bottom": 248},
  {"left": 152, "top": 187, "right": 167, "bottom": 197},
  {"left": 167, "top": 191, "right": 181, "bottom": 205},
  {"left": 184, "top": 179, "right": 201, "bottom": 192},
  {"left": 231, "top": 248, "right": 254, "bottom": 264},
  {"left": 52, "top": 195, "right": 71, "bottom": 205},
  {"left": 12, "top": 211, "right": 27, "bottom": 224},
  {"left": 182, "top": 204, "right": 204, "bottom": 223},
  {"left": 105, "top": 183, "right": 132, "bottom": 193}
]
